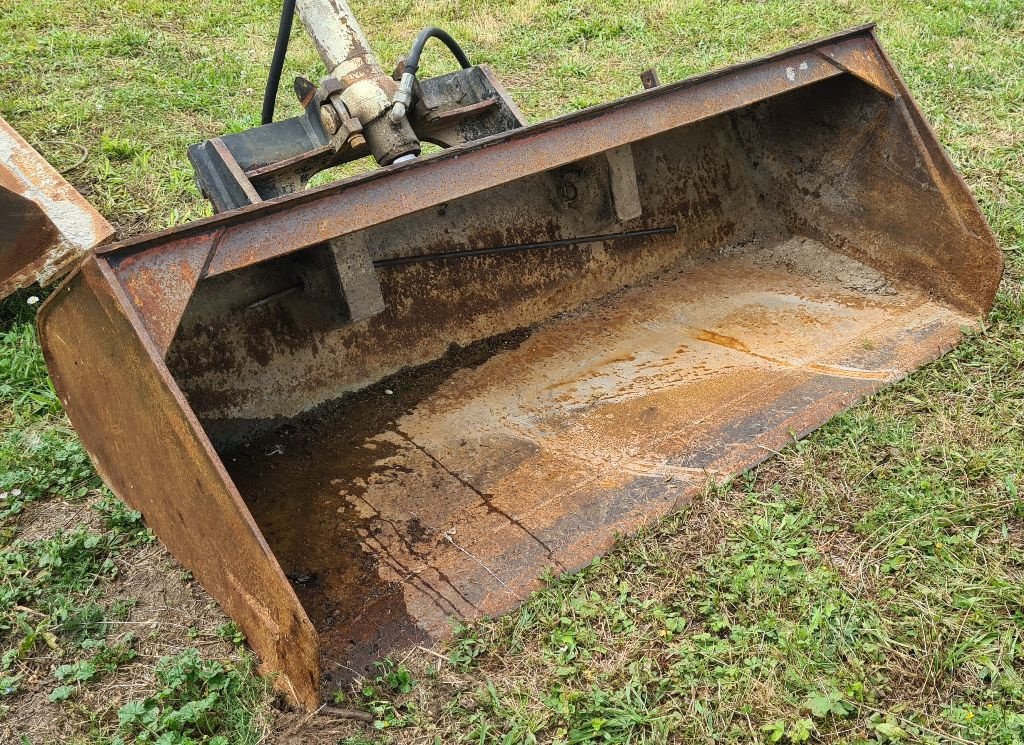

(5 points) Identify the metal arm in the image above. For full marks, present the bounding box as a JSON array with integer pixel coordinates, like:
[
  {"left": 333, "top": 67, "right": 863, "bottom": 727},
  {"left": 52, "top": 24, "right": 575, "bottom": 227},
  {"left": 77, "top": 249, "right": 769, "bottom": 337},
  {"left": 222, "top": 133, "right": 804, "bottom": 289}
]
[
  {"left": 296, "top": 0, "right": 380, "bottom": 83},
  {"left": 295, "top": 0, "right": 420, "bottom": 164}
]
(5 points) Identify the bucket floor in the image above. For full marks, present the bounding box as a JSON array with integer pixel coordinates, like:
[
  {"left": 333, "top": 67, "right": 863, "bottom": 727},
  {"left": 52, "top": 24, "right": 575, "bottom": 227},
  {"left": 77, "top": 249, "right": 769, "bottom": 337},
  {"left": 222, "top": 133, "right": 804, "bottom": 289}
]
[{"left": 225, "top": 236, "right": 970, "bottom": 687}]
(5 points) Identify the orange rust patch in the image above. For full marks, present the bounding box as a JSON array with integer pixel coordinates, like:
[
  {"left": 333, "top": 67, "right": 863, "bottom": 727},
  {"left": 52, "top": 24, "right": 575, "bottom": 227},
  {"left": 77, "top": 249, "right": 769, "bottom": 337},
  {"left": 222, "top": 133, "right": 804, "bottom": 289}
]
[{"left": 694, "top": 329, "right": 752, "bottom": 353}]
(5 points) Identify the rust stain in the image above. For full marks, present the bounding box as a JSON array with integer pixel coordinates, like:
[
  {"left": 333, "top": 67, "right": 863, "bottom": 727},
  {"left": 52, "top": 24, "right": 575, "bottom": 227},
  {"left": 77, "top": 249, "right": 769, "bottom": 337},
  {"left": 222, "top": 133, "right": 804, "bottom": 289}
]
[
  {"left": 694, "top": 328, "right": 751, "bottom": 353},
  {"left": 693, "top": 327, "right": 895, "bottom": 380}
]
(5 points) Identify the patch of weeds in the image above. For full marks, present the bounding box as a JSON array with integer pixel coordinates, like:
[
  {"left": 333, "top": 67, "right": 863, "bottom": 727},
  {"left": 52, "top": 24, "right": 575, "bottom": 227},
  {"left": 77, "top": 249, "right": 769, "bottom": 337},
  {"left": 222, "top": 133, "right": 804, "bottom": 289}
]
[
  {"left": 51, "top": 659, "right": 100, "bottom": 702},
  {"left": 214, "top": 621, "right": 244, "bottom": 648},
  {"left": 375, "top": 659, "right": 414, "bottom": 695},
  {"left": 447, "top": 621, "right": 488, "bottom": 671},
  {"left": 94, "top": 493, "right": 152, "bottom": 546},
  {"left": 110, "top": 598, "right": 138, "bottom": 621},
  {"left": 0, "top": 289, "right": 48, "bottom": 330},
  {"left": 346, "top": 660, "right": 421, "bottom": 732},
  {"left": 61, "top": 601, "right": 110, "bottom": 642},
  {"left": 760, "top": 718, "right": 815, "bottom": 743},
  {"left": 100, "top": 133, "right": 147, "bottom": 162},
  {"left": 942, "top": 701, "right": 1024, "bottom": 744},
  {"left": 2, "top": 528, "right": 122, "bottom": 631},
  {"left": 0, "top": 322, "right": 59, "bottom": 418},
  {"left": 49, "top": 634, "right": 139, "bottom": 702},
  {"left": 359, "top": 683, "right": 415, "bottom": 732},
  {"left": 0, "top": 523, "right": 145, "bottom": 696},
  {"left": 114, "top": 648, "right": 269, "bottom": 745},
  {"left": 0, "top": 424, "right": 100, "bottom": 519},
  {"left": 0, "top": 672, "right": 22, "bottom": 698}
]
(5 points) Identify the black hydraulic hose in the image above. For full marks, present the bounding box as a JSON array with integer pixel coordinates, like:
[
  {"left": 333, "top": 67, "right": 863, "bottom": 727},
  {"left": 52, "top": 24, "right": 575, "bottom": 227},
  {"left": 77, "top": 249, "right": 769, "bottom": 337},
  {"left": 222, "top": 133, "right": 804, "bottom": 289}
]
[
  {"left": 262, "top": 0, "right": 297, "bottom": 125},
  {"left": 404, "top": 26, "right": 472, "bottom": 75}
]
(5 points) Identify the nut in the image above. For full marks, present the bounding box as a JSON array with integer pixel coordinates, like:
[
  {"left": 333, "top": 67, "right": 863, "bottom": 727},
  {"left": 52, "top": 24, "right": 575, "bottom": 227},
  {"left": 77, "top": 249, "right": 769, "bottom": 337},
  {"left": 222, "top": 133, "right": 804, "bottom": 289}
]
[{"left": 319, "top": 76, "right": 344, "bottom": 97}]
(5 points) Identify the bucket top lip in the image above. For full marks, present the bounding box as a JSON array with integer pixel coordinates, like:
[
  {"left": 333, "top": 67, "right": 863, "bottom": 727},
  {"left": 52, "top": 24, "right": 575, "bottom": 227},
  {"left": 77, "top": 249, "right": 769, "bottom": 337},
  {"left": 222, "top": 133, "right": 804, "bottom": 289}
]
[{"left": 97, "top": 24, "right": 881, "bottom": 261}]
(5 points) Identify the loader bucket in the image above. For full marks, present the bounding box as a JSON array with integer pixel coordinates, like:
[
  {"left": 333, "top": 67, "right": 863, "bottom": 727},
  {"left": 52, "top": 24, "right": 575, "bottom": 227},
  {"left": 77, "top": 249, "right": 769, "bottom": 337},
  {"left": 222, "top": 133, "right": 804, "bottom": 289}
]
[
  {"left": 38, "top": 26, "right": 1002, "bottom": 708},
  {"left": 0, "top": 116, "right": 113, "bottom": 295}
]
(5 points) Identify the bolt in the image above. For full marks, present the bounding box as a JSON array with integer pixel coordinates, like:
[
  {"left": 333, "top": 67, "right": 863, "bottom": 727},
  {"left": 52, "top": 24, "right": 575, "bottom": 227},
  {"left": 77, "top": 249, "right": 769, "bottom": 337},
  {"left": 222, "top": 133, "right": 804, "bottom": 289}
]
[
  {"left": 319, "top": 104, "right": 341, "bottom": 134},
  {"left": 560, "top": 181, "right": 579, "bottom": 203},
  {"left": 348, "top": 133, "right": 366, "bottom": 150}
]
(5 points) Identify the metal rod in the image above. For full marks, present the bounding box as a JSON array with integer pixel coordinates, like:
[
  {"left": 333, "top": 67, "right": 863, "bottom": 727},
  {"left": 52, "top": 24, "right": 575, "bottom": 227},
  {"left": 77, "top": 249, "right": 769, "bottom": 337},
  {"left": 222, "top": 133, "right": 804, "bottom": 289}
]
[
  {"left": 242, "top": 226, "right": 677, "bottom": 309},
  {"left": 246, "top": 282, "right": 304, "bottom": 309},
  {"left": 373, "top": 226, "right": 678, "bottom": 268}
]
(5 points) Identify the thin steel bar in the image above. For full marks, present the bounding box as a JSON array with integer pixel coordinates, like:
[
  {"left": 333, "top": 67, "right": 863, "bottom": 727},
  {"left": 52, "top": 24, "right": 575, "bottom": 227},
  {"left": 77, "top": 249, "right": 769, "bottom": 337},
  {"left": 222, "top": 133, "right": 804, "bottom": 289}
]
[{"left": 373, "top": 226, "right": 678, "bottom": 268}]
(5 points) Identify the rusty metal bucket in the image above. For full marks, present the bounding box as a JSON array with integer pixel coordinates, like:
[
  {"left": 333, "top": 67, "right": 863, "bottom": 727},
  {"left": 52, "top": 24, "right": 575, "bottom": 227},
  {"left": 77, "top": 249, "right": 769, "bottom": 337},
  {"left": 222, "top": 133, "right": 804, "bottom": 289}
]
[
  {"left": 36, "top": 26, "right": 1002, "bottom": 708},
  {"left": 0, "top": 117, "right": 112, "bottom": 295}
]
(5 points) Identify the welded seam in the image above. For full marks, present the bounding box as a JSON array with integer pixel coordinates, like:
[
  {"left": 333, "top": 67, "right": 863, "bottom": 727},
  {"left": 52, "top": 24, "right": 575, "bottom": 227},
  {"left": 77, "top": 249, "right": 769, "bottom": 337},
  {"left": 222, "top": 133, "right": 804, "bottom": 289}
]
[
  {"left": 197, "top": 228, "right": 228, "bottom": 281},
  {"left": 811, "top": 47, "right": 897, "bottom": 99}
]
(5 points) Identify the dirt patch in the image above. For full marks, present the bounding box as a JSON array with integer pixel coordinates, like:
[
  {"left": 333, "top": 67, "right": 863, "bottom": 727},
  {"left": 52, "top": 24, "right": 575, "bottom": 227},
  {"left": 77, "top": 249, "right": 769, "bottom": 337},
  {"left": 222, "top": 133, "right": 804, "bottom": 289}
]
[
  {"left": 11, "top": 493, "right": 105, "bottom": 544},
  {"left": 729, "top": 235, "right": 898, "bottom": 296},
  {"left": 0, "top": 512, "right": 252, "bottom": 743},
  {"left": 266, "top": 708, "right": 372, "bottom": 744}
]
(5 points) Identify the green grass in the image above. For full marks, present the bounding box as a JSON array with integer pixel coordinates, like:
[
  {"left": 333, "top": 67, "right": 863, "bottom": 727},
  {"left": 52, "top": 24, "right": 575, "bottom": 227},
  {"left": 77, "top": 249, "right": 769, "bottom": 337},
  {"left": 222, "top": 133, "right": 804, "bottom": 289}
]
[{"left": 1, "top": 0, "right": 1023, "bottom": 742}]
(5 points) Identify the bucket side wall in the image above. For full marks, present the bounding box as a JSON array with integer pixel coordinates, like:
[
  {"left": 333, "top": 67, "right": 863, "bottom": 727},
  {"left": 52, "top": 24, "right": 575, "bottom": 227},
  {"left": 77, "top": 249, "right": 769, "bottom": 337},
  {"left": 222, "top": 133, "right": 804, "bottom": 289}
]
[
  {"left": 734, "top": 75, "right": 1002, "bottom": 315},
  {"left": 37, "top": 258, "right": 322, "bottom": 708}
]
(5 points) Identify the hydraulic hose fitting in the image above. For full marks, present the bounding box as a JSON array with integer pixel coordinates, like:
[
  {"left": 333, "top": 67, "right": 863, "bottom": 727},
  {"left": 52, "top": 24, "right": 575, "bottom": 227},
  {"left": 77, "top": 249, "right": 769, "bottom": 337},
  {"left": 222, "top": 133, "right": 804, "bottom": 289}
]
[{"left": 389, "top": 71, "right": 417, "bottom": 124}]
